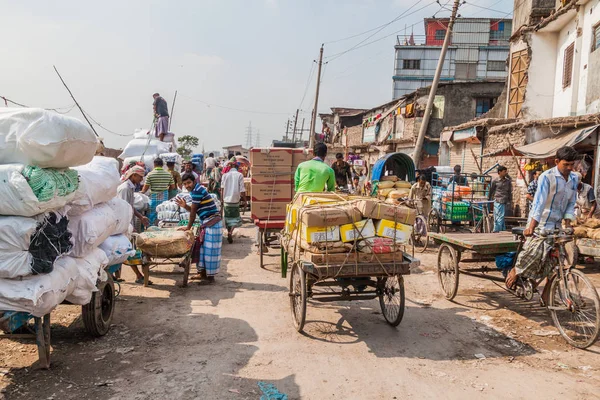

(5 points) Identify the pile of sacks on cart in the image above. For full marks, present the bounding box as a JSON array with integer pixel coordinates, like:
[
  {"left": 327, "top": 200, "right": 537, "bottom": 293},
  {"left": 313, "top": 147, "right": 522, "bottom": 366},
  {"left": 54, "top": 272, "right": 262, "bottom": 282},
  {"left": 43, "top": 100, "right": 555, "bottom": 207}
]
[
  {"left": 0, "top": 108, "right": 136, "bottom": 319},
  {"left": 284, "top": 193, "right": 416, "bottom": 259}
]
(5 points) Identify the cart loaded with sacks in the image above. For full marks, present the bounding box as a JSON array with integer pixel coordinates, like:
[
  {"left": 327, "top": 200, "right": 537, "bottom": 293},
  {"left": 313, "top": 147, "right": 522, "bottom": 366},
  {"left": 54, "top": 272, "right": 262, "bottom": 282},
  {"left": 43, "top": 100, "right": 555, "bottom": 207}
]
[{"left": 280, "top": 193, "right": 419, "bottom": 333}]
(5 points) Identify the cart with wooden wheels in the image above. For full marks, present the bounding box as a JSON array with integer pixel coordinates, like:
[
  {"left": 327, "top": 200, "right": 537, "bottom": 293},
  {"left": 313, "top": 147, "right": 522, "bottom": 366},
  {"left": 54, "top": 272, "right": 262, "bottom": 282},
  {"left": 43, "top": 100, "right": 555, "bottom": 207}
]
[
  {"left": 255, "top": 219, "right": 285, "bottom": 269},
  {"left": 281, "top": 248, "right": 419, "bottom": 333},
  {"left": 0, "top": 273, "right": 116, "bottom": 369},
  {"left": 428, "top": 232, "right": 520, "bottom": 300}
]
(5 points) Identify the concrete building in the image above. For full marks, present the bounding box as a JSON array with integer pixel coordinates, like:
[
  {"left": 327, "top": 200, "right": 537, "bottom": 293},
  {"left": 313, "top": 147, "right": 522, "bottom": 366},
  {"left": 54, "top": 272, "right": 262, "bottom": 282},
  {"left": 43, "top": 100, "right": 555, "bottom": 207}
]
[
  {"left": 222, "top": 144, "right": 248, "bottom": 158},
  {"left": 393, "top": 18, "right": 512, "bottom": 99}
]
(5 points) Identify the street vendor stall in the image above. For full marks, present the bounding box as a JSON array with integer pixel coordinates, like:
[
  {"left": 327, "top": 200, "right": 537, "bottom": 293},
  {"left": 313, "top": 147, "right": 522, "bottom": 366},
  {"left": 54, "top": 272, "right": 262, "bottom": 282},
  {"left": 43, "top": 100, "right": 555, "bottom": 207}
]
[{"left": 281, "top": 193, "right": 419, "bottom": 333}]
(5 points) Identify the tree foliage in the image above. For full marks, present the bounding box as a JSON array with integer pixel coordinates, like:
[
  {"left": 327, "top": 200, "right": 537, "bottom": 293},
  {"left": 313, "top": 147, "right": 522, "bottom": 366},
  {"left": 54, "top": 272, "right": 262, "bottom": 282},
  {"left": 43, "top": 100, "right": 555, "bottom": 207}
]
[{"left": 177, "top": 135, "right": 200, "bottom": 159}]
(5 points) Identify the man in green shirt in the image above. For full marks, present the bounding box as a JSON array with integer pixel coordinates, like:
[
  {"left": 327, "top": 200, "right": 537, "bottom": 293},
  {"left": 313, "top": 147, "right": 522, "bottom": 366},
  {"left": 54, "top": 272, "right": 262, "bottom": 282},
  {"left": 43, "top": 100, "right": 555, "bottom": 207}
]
[
  {"left": 295, "top": 142, "right": 336, "bottom": 193},
  {"left": 142, "top": 158, "right": 176, "bottom": 225}
]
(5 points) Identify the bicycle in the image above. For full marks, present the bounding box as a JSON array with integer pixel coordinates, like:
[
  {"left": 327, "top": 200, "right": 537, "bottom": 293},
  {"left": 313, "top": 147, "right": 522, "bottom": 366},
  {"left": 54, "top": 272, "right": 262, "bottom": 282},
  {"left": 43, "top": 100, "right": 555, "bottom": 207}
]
[
  {"left": 402, "top": 199, "right": 429, "bottom": 253},
  {"left": 512, "top": 227, "right": 600, "bottom": 348},
  {"left": 469, "top": 200, "right": 494, "bottom": 234}
]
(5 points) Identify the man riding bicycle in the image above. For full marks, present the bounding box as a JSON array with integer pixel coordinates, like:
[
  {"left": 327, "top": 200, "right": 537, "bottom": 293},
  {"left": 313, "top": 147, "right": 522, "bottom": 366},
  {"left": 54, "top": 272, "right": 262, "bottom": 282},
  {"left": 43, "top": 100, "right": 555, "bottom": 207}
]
[{"left": 506, "top": 146, "right": 579, "bottom": 289}]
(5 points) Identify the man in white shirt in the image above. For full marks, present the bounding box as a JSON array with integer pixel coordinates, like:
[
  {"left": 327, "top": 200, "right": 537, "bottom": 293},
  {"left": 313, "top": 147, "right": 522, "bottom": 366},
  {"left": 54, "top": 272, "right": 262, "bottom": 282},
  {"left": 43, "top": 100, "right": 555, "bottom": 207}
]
[
  {"left": 220, "top": 161, "right": 246, "bottom": 243},
  {"left": 204, "top": 153, "right": 217, "bottom": 179}
]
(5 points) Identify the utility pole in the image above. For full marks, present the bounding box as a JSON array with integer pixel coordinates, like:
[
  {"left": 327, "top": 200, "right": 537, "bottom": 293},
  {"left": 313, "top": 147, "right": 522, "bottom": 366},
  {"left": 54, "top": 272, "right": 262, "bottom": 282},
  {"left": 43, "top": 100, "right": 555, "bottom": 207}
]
[
  {"left": 169, "top": 90, "right": 177, "bottom": 131},
  {"left": 412, "top": 0, "right": 460, "bottom": 169},
  {"left": 309, "top": 45, "right": 324, "bottom": 149},
  {"left": 245, "top": 121, "right": 253, "bottom": 149},
  {"left": 285, "top": 119, "right": 290, "bottom": 142},
  {"left": 291, "top": 108, "right": 299, "bottom": 143},
  {"left": 299, "top": 118, "right": 305, "bottom": 142}
]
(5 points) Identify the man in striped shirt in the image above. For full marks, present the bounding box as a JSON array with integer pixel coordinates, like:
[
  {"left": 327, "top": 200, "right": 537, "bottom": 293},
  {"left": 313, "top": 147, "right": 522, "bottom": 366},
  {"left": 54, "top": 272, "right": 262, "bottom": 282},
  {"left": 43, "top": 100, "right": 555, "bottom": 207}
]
[
  {"left": 178, "top": 173, "right": 222, "bottom": 283},
  {"left": 142, "top": 158, "right": 176, "bottom": 225}
]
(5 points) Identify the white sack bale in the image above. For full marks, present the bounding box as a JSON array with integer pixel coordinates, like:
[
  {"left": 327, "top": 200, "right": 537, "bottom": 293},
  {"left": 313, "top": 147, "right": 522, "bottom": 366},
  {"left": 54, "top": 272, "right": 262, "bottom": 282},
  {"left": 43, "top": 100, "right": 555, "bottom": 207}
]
[
  {"left": 68, "top": 197, "right": 132, "bottom": 257},
  {"left": 0, "top": 249, "right": 107, "bottom": 317},
  {"left": 118, "top": 138, "right": 171, "bottom": 160},
  {"left": 0, "top": 108, "right": 98, "bottom": 168},
  {"left": 122, "top": 154, "right": 159, "bottom": 174},
  {"left": 64, "top": 248, "right": 108, "bottom": 305},
  {"left": 0, "top": 164, "right": 78, "bottom": 217},
  {"left": 99, "top": 234, "right": 135, "bottom": 265},
  {"left": 70, "top": 156, "right": 121, "bottom": 215},
  {"left": 133, "top": 128, "right": 151, "bottom": 139},
  {"left": 134, "top": 192, "right": 149, "bottom": 212}
]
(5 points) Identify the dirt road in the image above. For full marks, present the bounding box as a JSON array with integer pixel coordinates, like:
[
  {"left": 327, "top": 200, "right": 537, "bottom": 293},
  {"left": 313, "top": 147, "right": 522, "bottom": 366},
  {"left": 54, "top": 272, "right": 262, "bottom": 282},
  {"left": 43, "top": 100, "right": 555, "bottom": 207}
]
[{"left": 1, "top": 223, "right": 600, "bottom": 399}]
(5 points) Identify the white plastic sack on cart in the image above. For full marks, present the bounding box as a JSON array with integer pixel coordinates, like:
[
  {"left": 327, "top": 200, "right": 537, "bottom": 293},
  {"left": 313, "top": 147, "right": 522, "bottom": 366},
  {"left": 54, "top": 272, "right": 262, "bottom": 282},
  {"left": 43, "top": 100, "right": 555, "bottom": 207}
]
[
  {"left": 69, "top": 197, "right": 132, "bottom": 257},
  {"left": 99, "top": 234, "right": 135, "bottom": 265},
  {"left": 0, "top": 108, "right": 98, "bottom": 168},
  {"left": 70, "top": 156, "right": 121, "bottom": 215},
  {"left": 122, "top": 155, "right": 159, "bottom": 173},
  {"left": 0, "top": 249, "right": 107, "bottom": 317},
  {"left": 65, "top": 248, "right": 108, "bottom": 305},
  {"left": 134, "top": 192, "right": 149, "bottom": 212},
  {"left": 0, "top": 164, "right": 78, "bottom": 217},
  {"left": 133, "top": 128, "right": 151, "bottom": 139},
  {"left": 118, "top": 138, "right": 171, "bottom": 160}
]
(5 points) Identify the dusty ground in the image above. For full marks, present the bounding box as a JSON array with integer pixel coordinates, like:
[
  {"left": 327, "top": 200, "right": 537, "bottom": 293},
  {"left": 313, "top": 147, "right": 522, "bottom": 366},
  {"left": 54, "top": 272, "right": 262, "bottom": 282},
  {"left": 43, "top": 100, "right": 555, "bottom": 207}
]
[{"left": 1, "top": 222, "right": 600, "bottom": 400}]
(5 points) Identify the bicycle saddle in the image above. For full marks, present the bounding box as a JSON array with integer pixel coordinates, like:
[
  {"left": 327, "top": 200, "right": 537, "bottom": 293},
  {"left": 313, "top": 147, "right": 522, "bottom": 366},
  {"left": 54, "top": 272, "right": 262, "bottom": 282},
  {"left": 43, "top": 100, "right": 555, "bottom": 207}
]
[{"left": 512, "top": 227, "right": 525, "bottom": 236}]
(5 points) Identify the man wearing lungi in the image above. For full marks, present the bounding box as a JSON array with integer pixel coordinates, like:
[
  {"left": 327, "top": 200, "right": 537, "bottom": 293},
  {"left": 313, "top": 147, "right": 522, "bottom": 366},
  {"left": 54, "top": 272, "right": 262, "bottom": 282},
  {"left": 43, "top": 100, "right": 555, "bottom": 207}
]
[
  {"left": 177, "top": 173, "right": 222, "bottom": 284},
  {"left": 220, "top": 161, "right": 246, "bottom": 244},
  {"left": 152, "top": 93, "right": 169, "bottom": 141},
  {"left": 506, "top": 146, "right": 579, "bottom": 293},
  {"left": 142, "top": 158, "right": 176, "bottom": 225}
]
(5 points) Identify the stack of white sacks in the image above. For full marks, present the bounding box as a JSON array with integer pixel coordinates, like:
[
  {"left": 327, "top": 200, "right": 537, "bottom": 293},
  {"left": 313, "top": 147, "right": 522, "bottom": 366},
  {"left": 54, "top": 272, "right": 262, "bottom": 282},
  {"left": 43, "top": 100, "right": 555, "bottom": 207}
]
[
  {"left": 0, "top": 108, "right": 134, "bottom": 318},
  {"left": 119, "top": 128, "right": 177, "bottom": 173}
]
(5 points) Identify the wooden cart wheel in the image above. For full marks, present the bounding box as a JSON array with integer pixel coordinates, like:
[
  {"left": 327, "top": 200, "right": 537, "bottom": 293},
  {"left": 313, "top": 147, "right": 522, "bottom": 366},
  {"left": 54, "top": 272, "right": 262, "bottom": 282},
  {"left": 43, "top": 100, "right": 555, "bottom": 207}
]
[
  {"left": 289, "top": 262, "right": 307, "bottom": 333},
  {"left": 379, "top": 275, "right": 405, "bottom": 326},
  {"left": 180, "top": 255, "right": 191, "bottom": 287},
  {"left": 437, "top": 244, "right": 460, "bottom": 300},
  {"left": 82, "top": 274, "right": 115, "bottom": 337},
  {"left": 35, "top": 314, "right": 51, "bottom": 369}
]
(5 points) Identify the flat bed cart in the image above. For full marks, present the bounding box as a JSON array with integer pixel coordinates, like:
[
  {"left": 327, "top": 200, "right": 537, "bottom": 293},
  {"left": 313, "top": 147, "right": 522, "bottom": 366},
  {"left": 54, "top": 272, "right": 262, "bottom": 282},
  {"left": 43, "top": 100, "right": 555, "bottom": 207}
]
[
  {"left": 428, "top": 232, "right": 520, "bottom": 300},
  {"left": 281, "top": 248, "right": 419, "bottom": 333},
  {"left": 255, "top": 219, "right": 285, "bottom": 269},
  {"left": 0, "top": 270, "right": 116, "bottom": 369}
]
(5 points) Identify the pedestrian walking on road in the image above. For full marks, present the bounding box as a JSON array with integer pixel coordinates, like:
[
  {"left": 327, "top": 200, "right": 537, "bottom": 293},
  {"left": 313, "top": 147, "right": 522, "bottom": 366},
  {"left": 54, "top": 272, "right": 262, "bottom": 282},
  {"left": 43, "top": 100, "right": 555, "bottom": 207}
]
[
  {"left": 221, "top": 161, "right": 246, "bottom": 244},
  {"left": 489, "top": 165, "right": 512, "bottom": 233}
]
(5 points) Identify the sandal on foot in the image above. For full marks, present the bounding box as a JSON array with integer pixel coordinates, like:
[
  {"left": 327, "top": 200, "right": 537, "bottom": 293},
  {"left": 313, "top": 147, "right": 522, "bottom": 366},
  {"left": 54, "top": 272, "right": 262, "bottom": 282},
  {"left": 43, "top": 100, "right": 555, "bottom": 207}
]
[{"left": 135, "top": 278, "right": 153, "bottom": 285}]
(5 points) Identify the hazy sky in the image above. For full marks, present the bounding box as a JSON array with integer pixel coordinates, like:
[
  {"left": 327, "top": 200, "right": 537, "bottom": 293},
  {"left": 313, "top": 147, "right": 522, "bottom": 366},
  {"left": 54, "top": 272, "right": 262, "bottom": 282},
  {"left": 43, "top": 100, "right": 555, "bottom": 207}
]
[{"left": 0, "top": 0, "right": 512, "bottom": 152}]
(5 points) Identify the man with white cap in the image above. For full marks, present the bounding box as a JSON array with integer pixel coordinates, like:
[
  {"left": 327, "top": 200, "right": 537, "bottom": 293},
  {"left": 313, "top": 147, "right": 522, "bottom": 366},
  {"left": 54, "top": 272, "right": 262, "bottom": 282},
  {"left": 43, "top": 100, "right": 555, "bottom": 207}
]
[
  {"left": 117, "top": 165, "right": 152, "bottom": 284},
  {"left": 574, "top": 171, "right": 598, "bottom": 220}
]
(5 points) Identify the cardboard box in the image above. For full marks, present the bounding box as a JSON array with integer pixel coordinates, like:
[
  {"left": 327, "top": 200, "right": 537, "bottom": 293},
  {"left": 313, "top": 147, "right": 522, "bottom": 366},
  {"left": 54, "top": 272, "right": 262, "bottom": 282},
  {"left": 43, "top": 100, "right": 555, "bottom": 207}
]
[
  {"left": 251, "top": 201, "right": 288, "bottom": 220},
  {"left": 251, "top": 166, "right": 293, "bottom": 184},
  {"left": 340, "top": 219, "right": 376, "bottom": 243},
  {"left": 303, "top": 251, "right": 409, "bottom": 267},
  {"left": 301, "top": 225, "right": 340, "bottom": 243},
  {"left": 375, "top": 219, "right": 412, "bottom": 243},
  {"left": 251, "top": 184, "right": 292, "bottom": 202},
  {"left": 286, "top": 198, "right": 351, "bottom": 230},
  {"left": 250, "top": 148, "right": 293, "bottom": 166},
  {"left": 300, "top": 203, "right": 362, "bottom": 228},
  {"left": 292, "top": 148, "right": 314, "bottom": 166},
  {"left": 356, "top": 199, "right": 416, "bottom": 225}
]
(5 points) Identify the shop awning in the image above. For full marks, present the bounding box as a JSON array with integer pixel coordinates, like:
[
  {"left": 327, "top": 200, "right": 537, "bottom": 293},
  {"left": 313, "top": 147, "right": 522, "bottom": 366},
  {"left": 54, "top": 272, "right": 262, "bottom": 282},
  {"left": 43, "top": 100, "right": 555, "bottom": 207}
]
[
  {"left": 514, "top": 125, "right": 599, "bottom": 158},
  {"left": 452, "top": 127, "right": 478, "bottom": 142}
]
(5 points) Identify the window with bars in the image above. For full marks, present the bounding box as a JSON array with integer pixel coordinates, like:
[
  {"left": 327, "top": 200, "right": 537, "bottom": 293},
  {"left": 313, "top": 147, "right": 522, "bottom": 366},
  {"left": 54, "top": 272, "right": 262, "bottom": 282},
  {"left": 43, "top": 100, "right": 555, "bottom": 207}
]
[
  {"left": 403, "top": 59, "right": 421, "bottom": 70},
  {"left": 475, "top": 98, "right": 496, "bottom": 117},
  {"left": 487, "top": 61, "right": 506, "bottom": 71},
  {"left": 435, "top": 29, "right": 446, "bottom": 41},
  {"left": 593, "top": 24, "right": 600, "bottom": 52},
  {"left": 562, "top": 42, "right": 574, "bottom": 89}
]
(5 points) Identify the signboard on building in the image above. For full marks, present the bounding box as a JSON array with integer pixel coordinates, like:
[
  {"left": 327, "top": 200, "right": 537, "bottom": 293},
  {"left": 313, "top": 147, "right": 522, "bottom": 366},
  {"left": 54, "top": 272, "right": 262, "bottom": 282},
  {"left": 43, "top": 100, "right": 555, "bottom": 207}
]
[{"left": 363, "top": 125, "right": 377, "bottom": 142}]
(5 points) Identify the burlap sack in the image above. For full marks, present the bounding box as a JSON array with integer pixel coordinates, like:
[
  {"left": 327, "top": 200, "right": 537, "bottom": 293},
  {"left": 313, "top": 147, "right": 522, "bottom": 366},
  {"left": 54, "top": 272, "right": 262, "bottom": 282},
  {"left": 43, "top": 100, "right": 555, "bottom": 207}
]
[{"left": 136, "top": 229, "right": 195, "bottom": 257}]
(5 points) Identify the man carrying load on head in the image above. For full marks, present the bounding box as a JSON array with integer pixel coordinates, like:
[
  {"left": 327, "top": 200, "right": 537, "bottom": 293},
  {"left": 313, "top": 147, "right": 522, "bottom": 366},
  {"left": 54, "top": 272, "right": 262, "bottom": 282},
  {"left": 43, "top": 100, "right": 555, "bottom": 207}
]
[
  {"left": 117, "top": 166, "right": 152, "bottom": 284},
  {"left": 295, "top": 142, "right": 336, "bottom": 193},
  {"left": 142, "top": 158, "right": 176, "bottom": 225},
  {"left": 177, "top": 173, "right": 222, "bottom": 284}
]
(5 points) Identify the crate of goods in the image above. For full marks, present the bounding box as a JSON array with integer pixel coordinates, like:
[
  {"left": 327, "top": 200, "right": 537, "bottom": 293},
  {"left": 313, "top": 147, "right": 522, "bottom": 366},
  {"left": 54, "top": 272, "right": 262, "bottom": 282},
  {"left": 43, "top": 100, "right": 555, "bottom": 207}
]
[
  {"left": 340, "top": 219, "right": 376, "bottom": 243},
  {"left": 374, "top": 219, "right": 412, "bottom": 244},
  {"left": 442, "top": 201, "right": 469, "bottom": 221},
  {"left": 250, "top": 148, "right": 294, "bottom": 221}
]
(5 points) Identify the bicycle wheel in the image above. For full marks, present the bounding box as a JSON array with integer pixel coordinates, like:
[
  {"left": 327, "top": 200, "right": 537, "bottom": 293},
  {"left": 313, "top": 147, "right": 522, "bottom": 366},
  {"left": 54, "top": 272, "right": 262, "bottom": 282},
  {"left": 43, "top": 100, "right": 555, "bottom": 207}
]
[
  {"left": 289, "top": 262, "right": 307, "bottom": 333},
  {"left": 437, "top": 244, "right": 460, "bottom": 300},
  {"left": 412, "top": 215, "right": 428, "bottom": 253},
  {"left": 379, "top": 275, "right": 405, "bottom": 326},
  {"left": 549, "top": 269, "right": 600, "bottom": 349}
]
